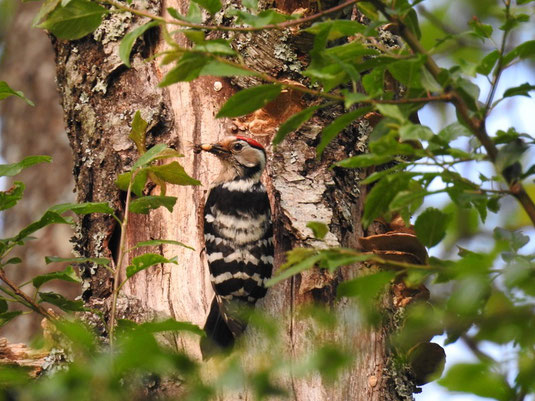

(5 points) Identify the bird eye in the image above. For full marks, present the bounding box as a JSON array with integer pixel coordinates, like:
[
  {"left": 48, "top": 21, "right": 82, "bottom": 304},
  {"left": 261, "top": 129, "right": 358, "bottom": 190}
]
[{"left": 232, "top": 142, "right": 243, "bottom": 151}]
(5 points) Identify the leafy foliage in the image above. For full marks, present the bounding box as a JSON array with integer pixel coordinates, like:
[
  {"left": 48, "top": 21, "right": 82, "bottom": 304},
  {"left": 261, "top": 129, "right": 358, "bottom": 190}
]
[{"left": 3, "top": 0, "right": 535, "bottom": 399}]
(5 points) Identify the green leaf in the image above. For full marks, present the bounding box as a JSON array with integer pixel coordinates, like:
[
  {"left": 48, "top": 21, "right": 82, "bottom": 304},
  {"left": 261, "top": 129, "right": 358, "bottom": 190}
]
[
  {"left": 305, "top": 20, "right": 366, "bottom": 40},
  {"left": 265, "top": 248, "right": 321, "bottom": 287},
  {"left": 32, "top": 265, "right": 81, "bottom": 288},
  {"left": 387, "top": 57, "right": 424, "bottom": 88},
  {"left": 362, "top": 68, "right": 384, "bottom": 96},
  {"left": 362, "top": 173, "right": 411, "bottom": 227},
  {"left": 38, "top": 0, "right": 108, "bottom": 40},
  {"left": 38, "top": 292, "right": 87, "bottom": 311},
  {"left": 216, "top": 84, "right": 282, "bottom": 118},
  {"left": 468, "top": 18, "right": 493, "bottom": 39},
  {"left": 14, "top": 211, "right": 72, "bottom": 242},
  {"left": 126, "top": 253, "right": 178, "bottom": 278},
  {"left": 116, "top": 169, "right": 149, "bottom": 196},
  {"left": 438, "top": 363, "right": 514, "bottom": 401},
  {"left": 334, "top": 153, "right": 393, "bottom": 168},
  {"left": 133, "top": 239, "right": 194, "bottom": 251},
  {"left": 194, "top": 39, "right": 236, "bottom": 56},
  {"left": 0, "top": 311, "right": 23, "bottom": 327},
  {"left": 132, "top": 143, "right": 169, "bottom": 169},
  {"left": 49, "top": 202, "right": 114, "bottom": 215},
  {"left": 0, "top": 182, "right": 25, "bottom": 211},
  {"left": 199, "top": 60, "right": 255, "bottom": 77},
  {"left": 167, "top": 5, "right": 202, "bottom": 24},
  {"left": 342, "top": 91, "right": 370, "bottom": 109},
  {"left": 159, "top": 53, "right": 209, "bottom": 86},
  {"left": 438, "top": 122, "right": 472, "bottom": 142},
  {"left": 191, "top": 0, "right": 221, "bottom": 14},
  {"left": 0, "top": 299, "right": 7, "bottom": 314},
  {"left": 242, "top": 0, "right": 258, "bottom": 10},
  {"left": 502, "top": 83, "right": 535, "bottom": 98},
  {"left": 337, "top": 271, "right": 395, "bottom": 298},
  {"left": 414, "top": 207, "right": 451, "bottom": 248},
  {"left": 129, "top": 111, "right": 149, "bottom": 153},
  {"left": 504, "top": 40, "right": 535, "bottom": 65},
  {"left": 137, "top": 318, "right": 204, "bottom": 336},
  {"left": 0, "top": 81, "right": 34, "bottom": 106},
  {"left": 230, "top": 9, "right": 293, "bottom": 28},
  {"left": 119, "top": 21, "right": 159, "bottom": 68},
  {"left": 129, "top": 195, "right": 177, "bottom": 214},
  {"left": 45, "top": 256, "right": 110, "bottom": 265},
  {"left": 273, "top": 105, "right": 321, "bottom": 146},
  {"left": 317, "top": 108, "right": 370, "bottom": 156},
  {"left": 306, "top": 221, "right": 328, "bottom": 240},
  {"left": 149, "top": 162, "right": 201, "bottom": 186},
  {"left": 0, "top": 155, "right": 51, "bottom": 177},
  {"left": 476, "top": 50, "right": 499, "bottom": 75},
  {"left": 375, "top": 104, "right": 407, "bottom": 123},
  {"left": 399, "top": 123, "right": 434, "bottom": 141}
]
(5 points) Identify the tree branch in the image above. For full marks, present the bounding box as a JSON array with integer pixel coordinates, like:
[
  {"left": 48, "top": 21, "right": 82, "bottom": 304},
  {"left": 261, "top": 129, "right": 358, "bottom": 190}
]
[
  {"left": 0, "top": 270, "right": 53, "bottom": 319},
  {"left": 101, "top": 0, "right": 359, "bottom": 32}
]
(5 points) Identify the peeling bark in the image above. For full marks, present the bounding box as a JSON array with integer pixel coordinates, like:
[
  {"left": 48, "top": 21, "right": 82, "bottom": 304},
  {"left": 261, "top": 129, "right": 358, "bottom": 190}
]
[{"left": 49, "top": 0, "right": 421, "bottom": 399}]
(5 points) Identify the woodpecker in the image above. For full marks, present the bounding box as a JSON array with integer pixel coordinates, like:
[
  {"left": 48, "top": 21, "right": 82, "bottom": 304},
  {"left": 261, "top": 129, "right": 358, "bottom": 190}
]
[{"left": 195, "top": 135, "right": 273, "bottom": 356}]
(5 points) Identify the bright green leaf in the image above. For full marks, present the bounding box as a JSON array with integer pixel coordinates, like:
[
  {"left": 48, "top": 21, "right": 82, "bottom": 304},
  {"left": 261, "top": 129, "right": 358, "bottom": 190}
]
[
  {"left": 476, "top": 50, "right": 499, "bottom": 75},
  {"left": 191, "top": 0, "right": 221, "bottom": 15},
  {"left": 132, "top": 143, "right": 168, "bottom": 169},
  {"left": 438, "top": 363, "right": 514, "bottom": 401},
  {"left": 38, "top": 0, "right": 108, "bottom": 40},
  {"left": 399, "top": 124, "right": 434, "bottom": 141},
  {"left": 199, "top": 60, "right": 255, "bottom": 77},
  {"left": 149, "top": 162, "right": 201, "bottom": 186},
  {"left": 49, "top": 202, "right": 114, "bottom": 215},
  {"left": 334, "top": 153, "right": 393, "bottom": 168},
  {"left": 0, "top": 81, "right": 34, "bottom": 106},
  {"left": 14, "top": 211, "right": 72, "bottom": 242},
  {"left": 137, "top": 318, "right": 204, "bottom": 336},
  {"left": 415, "top": 207, "right": 451, "bottom": 247},
  {"left": 129, "top": 110, "right": 149, "bottom": 154},
  {"left": 129, "top": 195, "right": 177, "bottom": 214},
  {"left": 32, "top": 265, "right": 81, "bottom": 288},
  {"left": 126, "top": 253, "right": 178, "bottom": 278},
  {"left": 216, "top": 84, "right": 282, "bottom": 118},
  {"left": 45, "top": 256, "right": 110, "bottom": 265},
  {"left": 0, "top": 155, "right": 51, "bottom": 177},
  {"left": 0, "top": 182, "right": 25, "bottom": 211},
  {"left": 0, "top": 311, "right": 23, "bottom": 327},
  {"left": 363, "top": 173, "right": 411, "bottom": 227},
  {"left": 38, "top": 292, "right": 87, "bottom": 311},
  {"left": 305, "top": 20, "right": 366, "bottom": 40},
  {"left": 273, "top": 105, "right": 321, "bottom": 146},
  {"left": 159, "top": 53, "right": 209, "bottom": 86},
  {"left": 502, "top": 83, "right": 535, "bottom": 98},
  {"left": 119, "top": 21, "right": 159, "bottom": 68},
  {"left": 306, "top": 221, "right": 329, "bottom": 240}
]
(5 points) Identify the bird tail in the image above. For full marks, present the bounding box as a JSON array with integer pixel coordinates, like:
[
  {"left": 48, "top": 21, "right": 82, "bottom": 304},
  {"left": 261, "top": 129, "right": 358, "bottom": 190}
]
[{"left": 200, "top": 296, "right": 248, "bottom": 359}]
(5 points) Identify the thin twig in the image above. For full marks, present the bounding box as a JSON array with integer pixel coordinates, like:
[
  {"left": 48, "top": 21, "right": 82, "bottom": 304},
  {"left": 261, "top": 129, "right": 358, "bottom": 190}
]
[
  {"left": 108, "top": 177, "right": 133, "bottom": 346},
  {"left": 484, "top": 0, "right": 511, "bottom": 116},
  {"left": 101, "top": 0, "right": 359, "bottom": 32},
  {"left": 0, "top": 270, "right": 53, "bottom": 319}
]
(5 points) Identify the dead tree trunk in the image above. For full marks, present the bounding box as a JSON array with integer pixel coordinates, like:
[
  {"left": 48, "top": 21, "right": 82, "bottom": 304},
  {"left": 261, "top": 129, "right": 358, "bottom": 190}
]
[{"left": 51, "top": 0, "right": 419, "bottom": 399}]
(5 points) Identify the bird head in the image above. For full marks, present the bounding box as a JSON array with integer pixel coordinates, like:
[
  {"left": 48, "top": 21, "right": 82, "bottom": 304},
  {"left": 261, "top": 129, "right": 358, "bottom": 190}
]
[{"left": 195, "top": 136, "right": 267, "bottom": 181}]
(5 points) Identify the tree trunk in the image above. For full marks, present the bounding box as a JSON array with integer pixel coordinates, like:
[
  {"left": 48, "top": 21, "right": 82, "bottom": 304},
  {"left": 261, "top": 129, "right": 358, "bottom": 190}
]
[{"left": 51, "top": 0, "right": 417, "bottom": 399}]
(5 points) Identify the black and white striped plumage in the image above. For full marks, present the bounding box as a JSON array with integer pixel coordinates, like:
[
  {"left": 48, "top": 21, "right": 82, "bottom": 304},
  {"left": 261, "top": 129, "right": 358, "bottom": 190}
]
[{"left": 196, "top": 136, "right": 273, "bottom": 356}]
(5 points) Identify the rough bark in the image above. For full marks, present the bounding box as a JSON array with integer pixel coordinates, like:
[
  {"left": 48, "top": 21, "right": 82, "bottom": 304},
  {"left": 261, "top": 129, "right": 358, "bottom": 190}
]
[
  {"left": 50, "top": 0, "right": 418, "bottom": 399},
  {"left": 0, "top": 1, "right": 75, "bottom": 343}
]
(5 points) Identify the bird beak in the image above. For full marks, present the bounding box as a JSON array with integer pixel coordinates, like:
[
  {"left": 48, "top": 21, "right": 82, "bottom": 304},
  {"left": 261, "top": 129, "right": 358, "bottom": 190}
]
[{"left": 195, "top": 143, "right": 229, "bottom": 155}]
